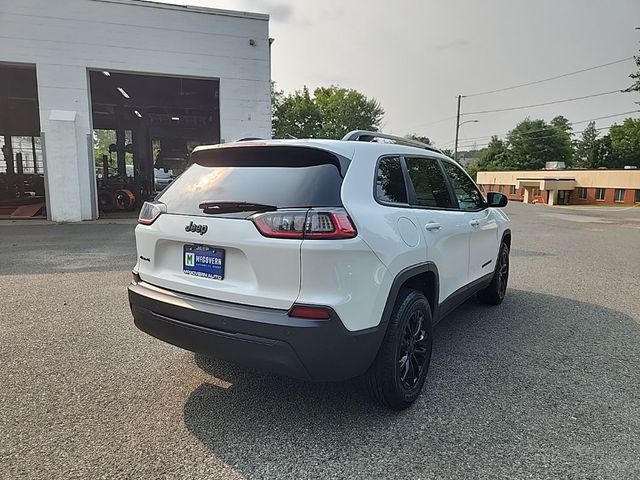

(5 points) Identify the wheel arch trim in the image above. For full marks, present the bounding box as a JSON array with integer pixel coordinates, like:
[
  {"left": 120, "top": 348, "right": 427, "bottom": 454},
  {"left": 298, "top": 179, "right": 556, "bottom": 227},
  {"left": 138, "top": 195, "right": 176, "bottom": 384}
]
[{"left": 379, "top": 262, "right": 440, "bottom": 328}]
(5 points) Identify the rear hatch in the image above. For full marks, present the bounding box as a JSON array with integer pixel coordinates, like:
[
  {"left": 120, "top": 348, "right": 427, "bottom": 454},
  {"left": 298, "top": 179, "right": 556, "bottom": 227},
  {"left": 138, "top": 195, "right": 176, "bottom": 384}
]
[{"left": 135, "top": 145, "right": 349, "bottom": 310}]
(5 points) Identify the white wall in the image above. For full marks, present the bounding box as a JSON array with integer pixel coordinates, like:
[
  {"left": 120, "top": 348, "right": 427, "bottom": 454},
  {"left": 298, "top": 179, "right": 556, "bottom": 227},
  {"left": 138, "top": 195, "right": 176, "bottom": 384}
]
[{"left": 0, "top": 0, "right": 271, "bottom": 221}]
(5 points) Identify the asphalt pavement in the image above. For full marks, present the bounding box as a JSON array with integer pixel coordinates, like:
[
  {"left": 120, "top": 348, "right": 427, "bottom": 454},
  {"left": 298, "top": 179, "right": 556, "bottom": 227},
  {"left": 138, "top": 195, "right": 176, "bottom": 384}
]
[{"left": 1, "top": 202, "right": 639, "bottom": 479}]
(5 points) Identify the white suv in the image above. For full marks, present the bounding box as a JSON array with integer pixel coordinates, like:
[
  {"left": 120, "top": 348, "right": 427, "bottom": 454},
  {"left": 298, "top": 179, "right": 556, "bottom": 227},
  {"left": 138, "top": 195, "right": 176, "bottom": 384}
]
[{"left": 128, "top": 131, "right": 511, "bottom": 410}]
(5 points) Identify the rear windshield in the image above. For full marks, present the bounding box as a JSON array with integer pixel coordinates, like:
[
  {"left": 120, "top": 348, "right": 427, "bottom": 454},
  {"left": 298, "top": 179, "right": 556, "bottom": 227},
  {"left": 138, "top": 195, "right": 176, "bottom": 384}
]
[{"left": 157, "top": 146, "right": 345, "bottom": 215}]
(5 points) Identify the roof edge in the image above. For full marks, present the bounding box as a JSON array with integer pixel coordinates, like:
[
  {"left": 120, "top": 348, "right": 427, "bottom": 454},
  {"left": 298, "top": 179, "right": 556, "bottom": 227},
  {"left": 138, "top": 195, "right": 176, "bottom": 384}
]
[
  {"left": 89, "top": 0, "right": 269, "bottom": 21},
  {"left": 515, "top": 177, "right": 576, "bottom": 181}
]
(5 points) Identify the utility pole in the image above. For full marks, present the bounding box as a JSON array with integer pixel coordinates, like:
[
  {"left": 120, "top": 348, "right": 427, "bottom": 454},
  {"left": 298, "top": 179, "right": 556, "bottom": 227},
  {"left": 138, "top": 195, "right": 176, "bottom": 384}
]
[
  {"left": 453, "top": 95, "right": 479, "bottom": 162},
  {"left": 454, "top": 94, "right": 462, "bottom": 161}
]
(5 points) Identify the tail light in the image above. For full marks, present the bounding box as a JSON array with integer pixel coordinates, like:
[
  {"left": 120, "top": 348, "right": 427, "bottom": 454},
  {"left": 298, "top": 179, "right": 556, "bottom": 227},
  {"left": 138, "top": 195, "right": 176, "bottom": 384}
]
[
  {"left": 289, "top": 305, "right": 331, "bottom": 320},
  {"left": 252, "top": 211, "right": 307, "bottom": 239},
  {"left": 304, "top": 210, "right": 357, "bottom": 239},
  {"left": 251, "top": 208, "right": 357, "bottom": 239},
  {"left": 138, "top": 201, "right": 166, "bottom": 225}
]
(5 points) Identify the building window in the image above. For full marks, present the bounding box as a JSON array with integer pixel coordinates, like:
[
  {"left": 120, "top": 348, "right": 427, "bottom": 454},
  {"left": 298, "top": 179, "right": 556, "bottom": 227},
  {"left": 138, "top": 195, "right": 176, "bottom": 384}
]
[
  {"left": 533, "top": 188, "right": 541, "bottom": 197},
  {"left": 595, "top": 188, "right": 605, "bottom": 201},
  {"left": 578, "top": 187, "right": 587, "bottom": 200},
  {"left": 498, "top": 185, "right": 505, "bottom": 193},
  {"left": 636, "top": 189, "right": 640, "bottom": 203},
  {"left": 614, "top": 189, "right": 625, "bottom": 202},
  {"left": 510, "top": 185, "right": 516, "bottom": 195}
]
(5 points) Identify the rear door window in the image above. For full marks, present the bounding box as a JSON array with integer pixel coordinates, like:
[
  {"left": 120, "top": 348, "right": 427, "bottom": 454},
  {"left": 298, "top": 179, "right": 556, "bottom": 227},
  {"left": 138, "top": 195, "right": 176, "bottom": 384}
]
[
  {"left": 405, "top": 157, "right": 453, "bottom": 208},
  {"left": 158, "top": 146, "right": 345, "bottom": 215},
  {"left": 375, "top": 156, "right": 408, "bottom": 204}
]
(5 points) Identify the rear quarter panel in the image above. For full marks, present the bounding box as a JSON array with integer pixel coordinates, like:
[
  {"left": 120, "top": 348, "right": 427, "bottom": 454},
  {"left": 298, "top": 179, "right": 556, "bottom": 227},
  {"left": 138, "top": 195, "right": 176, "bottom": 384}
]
[
  {"left": 296, "top": 237, "right": 390, "bottom": 331},
  {"left": 335, "top": 150, "right": 427, "bottom": 330}
]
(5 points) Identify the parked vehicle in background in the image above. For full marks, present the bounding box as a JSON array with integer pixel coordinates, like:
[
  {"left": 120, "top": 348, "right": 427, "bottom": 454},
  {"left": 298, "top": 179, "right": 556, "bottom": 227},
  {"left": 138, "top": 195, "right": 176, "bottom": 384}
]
[
  {"left": 154, "top": 168, "right": 174, "bottom": 191},
  {"left": 128, "top": 132, "right": 511, "bottom": 409}
]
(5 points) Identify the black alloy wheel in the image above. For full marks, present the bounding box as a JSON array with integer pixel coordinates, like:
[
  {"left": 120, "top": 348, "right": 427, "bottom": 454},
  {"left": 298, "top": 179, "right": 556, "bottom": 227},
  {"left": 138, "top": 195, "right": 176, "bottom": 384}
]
[
  {"left": 398, "top": 309, "right": 431, "bottom": 390},
  {"left": 366, "top": 289, "right": 433, "bottom": 410},
  {"left": 497, "top": 245, "right": 509, "bottom": 300},
  {"left": 477, "top": 242, "right": 510, "bottom": 305}
]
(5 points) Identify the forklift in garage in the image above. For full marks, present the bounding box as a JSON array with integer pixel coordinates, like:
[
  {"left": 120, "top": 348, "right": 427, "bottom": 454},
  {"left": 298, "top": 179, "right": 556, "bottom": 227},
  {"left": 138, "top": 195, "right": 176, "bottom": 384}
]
[
  {"left": 96, "top": 134, "right": 191, "bottom": 213},
  {"left": 89, "top": 70, "right": 221, "bottom": 216},
  {"left": 96, "top": 141, "right": 140, "bottom": 213}
]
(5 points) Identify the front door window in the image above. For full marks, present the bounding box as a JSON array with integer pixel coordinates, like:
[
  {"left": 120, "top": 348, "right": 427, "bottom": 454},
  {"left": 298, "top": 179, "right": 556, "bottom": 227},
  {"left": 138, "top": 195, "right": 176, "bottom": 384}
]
[{"left": 441, "top": 161, "right": 485, "bottom": 211}]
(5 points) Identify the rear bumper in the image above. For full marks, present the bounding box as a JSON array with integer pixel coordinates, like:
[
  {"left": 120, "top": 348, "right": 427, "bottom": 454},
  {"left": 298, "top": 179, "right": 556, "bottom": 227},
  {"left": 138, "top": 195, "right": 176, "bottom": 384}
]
[{"left": 128, "top": 281, "right": 385, "bottom": 381}]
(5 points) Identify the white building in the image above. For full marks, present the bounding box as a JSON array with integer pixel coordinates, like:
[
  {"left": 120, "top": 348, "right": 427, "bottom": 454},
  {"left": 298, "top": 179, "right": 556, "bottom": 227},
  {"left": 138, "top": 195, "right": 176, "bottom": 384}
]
[{"left": 0, "top": 0, "right": 271, "bottom": 221}]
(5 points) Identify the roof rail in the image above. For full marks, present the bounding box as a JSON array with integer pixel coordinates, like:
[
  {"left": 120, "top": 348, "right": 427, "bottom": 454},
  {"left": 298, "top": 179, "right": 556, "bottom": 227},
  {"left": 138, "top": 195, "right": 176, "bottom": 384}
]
[
  {"left": 342, "top": 130, "right": 444, "bottom": 154},
  {"left": 235, "top": 137, "right": 264, "bottom": 142}
]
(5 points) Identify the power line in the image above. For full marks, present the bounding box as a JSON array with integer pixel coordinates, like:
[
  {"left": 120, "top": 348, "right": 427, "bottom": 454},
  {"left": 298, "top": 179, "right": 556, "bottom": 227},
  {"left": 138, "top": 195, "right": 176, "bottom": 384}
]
[
  {"left": 452, "top": 123, "right": 616, "bottom": 147},
  {"left": 465, "top": 57, "right": 634, "bottom": 98},
  {"left": 571, "top": 110, "right": 640, "bottom": 125},
  {"left": 441, "top": 109, "right": 640, "bottom": 146},
  {"left": 404, "top": 115, "right": 457, "bottom": 132},
  {"left": 452, "top": 125, "right": 616, "bottom": 150},
  {"left": 462, "top": 90, "right": 621, "bottom": 116}
]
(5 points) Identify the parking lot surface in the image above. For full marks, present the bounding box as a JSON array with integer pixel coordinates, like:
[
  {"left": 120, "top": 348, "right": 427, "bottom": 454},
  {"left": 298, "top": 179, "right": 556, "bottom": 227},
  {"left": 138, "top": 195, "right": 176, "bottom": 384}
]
[{"left": 1, "top": 202, "right": 639, "bottom": 479}]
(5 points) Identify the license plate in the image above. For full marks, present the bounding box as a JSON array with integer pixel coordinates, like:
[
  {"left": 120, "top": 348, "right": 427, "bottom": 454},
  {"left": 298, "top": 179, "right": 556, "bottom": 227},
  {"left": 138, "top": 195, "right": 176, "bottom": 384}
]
[{"left": 183, "top": 245, "right": 225, "bottom": 280}]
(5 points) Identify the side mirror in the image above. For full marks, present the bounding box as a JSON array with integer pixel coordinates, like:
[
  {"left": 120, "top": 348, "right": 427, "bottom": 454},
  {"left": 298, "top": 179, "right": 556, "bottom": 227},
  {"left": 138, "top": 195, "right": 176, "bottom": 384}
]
[{"left": 487, "top": 191, "right": 508, "bottom": 208}]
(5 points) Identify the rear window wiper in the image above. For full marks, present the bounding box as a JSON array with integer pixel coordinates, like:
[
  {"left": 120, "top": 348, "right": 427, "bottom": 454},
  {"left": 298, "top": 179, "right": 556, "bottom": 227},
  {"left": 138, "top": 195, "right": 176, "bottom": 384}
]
[{"left": 198, "top": 201, "right": 278, "bottom": 214}]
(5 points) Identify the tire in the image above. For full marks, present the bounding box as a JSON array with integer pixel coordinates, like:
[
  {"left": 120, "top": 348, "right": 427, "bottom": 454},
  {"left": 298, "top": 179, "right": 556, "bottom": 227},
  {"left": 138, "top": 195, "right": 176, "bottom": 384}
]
[
  {"left": 477, "top": 242, "right": 510, "bottom": 305},
  {"left": 98, "top": 190, "right": 116, "bottom": 213},
  {"left": 115, "top": 189, "right": 135, "bottom": 210},
  {"left": 366, "top": 289, "right": 433, "bottom": 410}
]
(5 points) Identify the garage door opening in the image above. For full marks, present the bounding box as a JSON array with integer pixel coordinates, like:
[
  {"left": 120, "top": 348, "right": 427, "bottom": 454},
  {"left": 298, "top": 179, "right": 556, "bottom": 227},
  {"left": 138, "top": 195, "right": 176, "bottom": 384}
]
[
  {"left": 89, "top": 70, "right": 220, "bottom": 217},
  {"left": 0, "top": 64, "right": 46, "bottom": 219}
]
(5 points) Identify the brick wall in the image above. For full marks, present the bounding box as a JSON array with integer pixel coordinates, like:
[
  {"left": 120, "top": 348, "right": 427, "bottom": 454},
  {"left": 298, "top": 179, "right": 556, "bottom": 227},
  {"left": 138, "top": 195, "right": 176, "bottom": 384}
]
[
  {"left": 480, "top": 184, "right": 526, "bottom": 202},
  {"left": 569, "top": 187, "right": 640, "bottom": 205},
  {"left": 571, "top": 188, "right": 595, "bottom": 204},
  {"left": 482, "top": 185, "right": 640, "bottom": 205}
]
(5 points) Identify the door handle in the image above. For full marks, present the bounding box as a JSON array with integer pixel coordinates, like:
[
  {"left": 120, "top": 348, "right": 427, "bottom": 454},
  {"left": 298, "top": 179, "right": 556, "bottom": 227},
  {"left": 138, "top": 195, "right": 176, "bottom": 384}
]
[
  {"left": 425, "top": 222, "right": 441, "bottom": 232},
  {"left": 469, "top": 219, "right": 480, "bottom": 228}
]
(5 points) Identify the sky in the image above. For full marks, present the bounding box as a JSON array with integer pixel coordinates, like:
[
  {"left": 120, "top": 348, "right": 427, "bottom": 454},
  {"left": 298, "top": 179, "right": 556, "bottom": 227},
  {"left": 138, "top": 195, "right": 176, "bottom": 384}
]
[{"left": 154, "top": 0, "right": 640, "bottom": 149}]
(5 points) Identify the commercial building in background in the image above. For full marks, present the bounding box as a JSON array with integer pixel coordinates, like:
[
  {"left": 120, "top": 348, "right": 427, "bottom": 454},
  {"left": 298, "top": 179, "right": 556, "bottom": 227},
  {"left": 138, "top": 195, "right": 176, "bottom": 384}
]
[
  {"left": 0, "top": 0, "right": 271, "bottom": 222},
  {"left": 477, "top": 168, "right": 640, "bottom": 206}
]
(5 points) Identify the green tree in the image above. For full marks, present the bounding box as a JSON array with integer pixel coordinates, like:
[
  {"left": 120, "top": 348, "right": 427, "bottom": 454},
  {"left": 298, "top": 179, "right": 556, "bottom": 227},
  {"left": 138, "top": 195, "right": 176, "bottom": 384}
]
[
  {"left": 477, "top": 136, "right": 511, "bottom": 170},
  {"left": 583, "top": 119, "right": 640, "bottom": 169},
  {"left": 272, "top": 86, "right": 322, "bottom": 139},
  {"left": 507, "top": 118, "right": 573, "bottom": 169},
  {"left": 456, "top": 148, "right": 486, "bottom": 167},
  {"left": 465, "top": 137, "right": 509, "bottom": 179},
  {"left": 550, "top": 115, "right": 575, "bottom": 166},
  {"left": 608, "top": 118, "right": 640, "bottom": 167},
  {"left": 551, "top": 115, "right": 572, "bottom": 135},
  {"left": 314, "top": 86, "right": 384, "bottom": 139},
  {"left": 586, "top": 135, "right": 615, "bottom": 168},
  {"left": 574, "top": 121, "right": 599, "bottom": 167},
  {"left": 272, "top": 85, "right": 384, "bottom": 139},
  {"left": 93, "top": 129, "right": 116, "bottom": 170}
]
